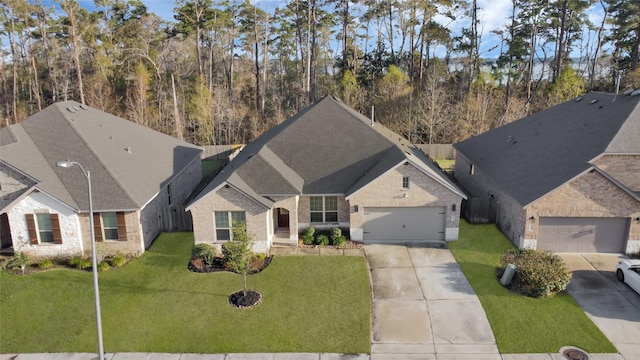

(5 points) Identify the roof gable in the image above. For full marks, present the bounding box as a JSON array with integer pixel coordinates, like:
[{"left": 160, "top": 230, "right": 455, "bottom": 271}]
[
  {"left": 189, "top": 95, "right": 463, "bottom": 208},
  {"left": 454, "top": 92, "right": 640, "bottom": 206},
  {"left": 0, "top": 101, "right": 202, "bottom": 212}
]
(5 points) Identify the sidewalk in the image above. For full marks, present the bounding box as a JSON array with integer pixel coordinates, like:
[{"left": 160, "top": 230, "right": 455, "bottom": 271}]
[{"left": 0, "top": 352, "right": 629, "bottom": 359}]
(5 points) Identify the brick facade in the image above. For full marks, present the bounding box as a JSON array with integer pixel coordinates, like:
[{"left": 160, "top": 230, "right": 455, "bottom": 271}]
[
  {"left": 11, "top": 156, "right": 202, "bottom": 258},
  {"left": 272, "top": 196, "right": 299, "bottom": 245},
  {"left": 525, "top": 170, "right": 640, "bottom": 253},
  {"left": 190, "top": 162, "right": 464, "bottom": 250},
  {"left": 455, "top": 153, "right": 640, "bottom": 254},
  {"left": 593, "top": 154, "right": 640, "bottom": 191},
  {"left": 348, "top": 164, "right": 463, "bottom": 241},
  {"left": 189, "top": 186, "right": 271, "bottom": 253}
]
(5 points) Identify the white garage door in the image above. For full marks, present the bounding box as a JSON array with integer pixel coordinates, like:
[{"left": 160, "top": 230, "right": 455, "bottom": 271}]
[
  {"left": 538, "top": 217, "right": 629, "bottom": 253},
  {"left": 363, "top": 207, "right": 446, "bottom": 243}
]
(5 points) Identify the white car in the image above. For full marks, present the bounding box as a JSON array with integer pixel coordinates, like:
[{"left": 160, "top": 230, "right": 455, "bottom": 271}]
[{"left": 616, "top": 259, "right": 640, "bottom": 294}]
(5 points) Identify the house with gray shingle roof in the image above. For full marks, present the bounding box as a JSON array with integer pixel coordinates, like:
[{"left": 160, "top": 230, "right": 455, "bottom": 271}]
[
  {"left": 0, "top": 101, "right": 202, "bottom": 257},
  {"left": 186, "top": 96, "right": 466, "bottom": 252},
  {"left": 453, "top": 92, "right": 640, "bottom": 254}
]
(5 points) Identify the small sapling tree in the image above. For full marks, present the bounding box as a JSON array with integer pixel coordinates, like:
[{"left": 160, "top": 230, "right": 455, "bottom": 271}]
[{"left": 222, "top": 221, "right": 254, "bottom": 296}]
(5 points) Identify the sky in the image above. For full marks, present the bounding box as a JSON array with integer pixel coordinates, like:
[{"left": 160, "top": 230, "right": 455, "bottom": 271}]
[
  {"left": 2, "top": 0, "right": 607, "bottom": 60},
  {"left": 117, "top": 0, "right": 607, "bottom": 59}
]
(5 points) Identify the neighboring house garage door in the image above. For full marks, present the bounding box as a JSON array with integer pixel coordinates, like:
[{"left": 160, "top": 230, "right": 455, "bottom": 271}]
[
  {"left": 538, "top": 217, "right": 629, "bottom": 253},
  {"left": 363, "top": 207, "right": 445, "bottom": 243}
]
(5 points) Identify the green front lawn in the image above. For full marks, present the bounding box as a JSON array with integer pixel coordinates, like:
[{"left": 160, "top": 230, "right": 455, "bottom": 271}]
[
  {"left": 449, "top": 220, "right": 616, "bottom": 354},
  {"left": 0, "top": 233, "right": 371, "bottom": 354}
]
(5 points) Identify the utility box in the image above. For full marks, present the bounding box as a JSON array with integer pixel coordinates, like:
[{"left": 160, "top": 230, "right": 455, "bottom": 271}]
[{"left": 500, "top": 263, "right": 517, "bottom": 286}]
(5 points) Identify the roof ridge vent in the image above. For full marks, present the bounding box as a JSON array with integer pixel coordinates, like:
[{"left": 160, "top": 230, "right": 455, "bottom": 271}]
[
  {"left": 631, "top": 90, "right": 640, "bottom": 97},
  {"left": 623, "top": 89, "right": 635, "bottom": 96},
  {"left": 66, "top": 107, "right": 77, "bottom": 113},
  {"left": 73, "top": 106, "right": 80, "bottom": 111}
]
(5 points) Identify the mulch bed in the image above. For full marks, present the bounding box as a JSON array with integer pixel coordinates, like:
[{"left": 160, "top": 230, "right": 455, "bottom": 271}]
[
  {"left": 229, "top": 290, "right": 263, "bottom": 309},
  {"left": 188, "top": 255, "right": 273, "bottom": 274},
  {"left": 298, "top": 240, "right": 364, "bottom": 250}
]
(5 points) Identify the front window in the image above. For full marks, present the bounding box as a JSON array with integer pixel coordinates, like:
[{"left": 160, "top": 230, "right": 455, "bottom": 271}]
[
  {"left": 102, "top": 212, "right": 119, "bottom": 240},
  {"left": 310, "top": 196, "right": 338, "bottom": 223},
  {"left": 215, "top": 211, "right": 246, "bottom": 241},
  {"left": 36, "top": 214, "right": 54, "bottom": 243}
]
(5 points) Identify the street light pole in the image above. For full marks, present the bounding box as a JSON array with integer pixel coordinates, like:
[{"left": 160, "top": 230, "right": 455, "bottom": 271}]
[{"left": 56, "top": 161, "right": 104, "bottom": 360}]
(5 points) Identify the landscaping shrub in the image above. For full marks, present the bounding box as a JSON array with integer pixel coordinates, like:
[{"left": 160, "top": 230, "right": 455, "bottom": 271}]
[
  {"left": 302, "top": 227, "right": 315, "bottom": 245},
  {"left": 316, "top": 234, "right": 330, "bottom": 246},
  {"left": 97, "top": 261, "right": 111, "bottom": 272},
  {"left": 110, "top": 254, "right": 127, "bottom": 267},
  {"left": 500, "top": 249, "right": 571, "bottom": 298},
  {"left": 250, "top": 255, "right": 265, "bottom": 271},
  {"left": 192, "top": 243, "right": 217, "bottom": 264},
  {"left": 69, "top": 256, "right": 91, "bottom": 270},
  {"left": 37, "top": 259, "right": 53, "bottom": 270},
  {"left": 4, "top": 252, "right": 31, "bottom": 270},
  {"left": 330, "top": 228, "right": 346, "bottom": 247}
]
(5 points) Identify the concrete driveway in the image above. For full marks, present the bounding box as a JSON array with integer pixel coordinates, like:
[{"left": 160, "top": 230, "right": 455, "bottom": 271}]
[
  {"left": 559, "top": 253, "right": 640, "bottom": 359},
  {"left": 365, "top": 242, "right": 499, "bottom": 360}
]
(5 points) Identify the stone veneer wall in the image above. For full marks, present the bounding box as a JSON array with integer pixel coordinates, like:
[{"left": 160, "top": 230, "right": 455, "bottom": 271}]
[
  {"left": 525, "top": 170, "right": 640, "bottom": 254},
  {"left": 78, "top": 211, "right": 144, "bottom": 257},
  {"left": 348, "top": 164, "right": 463, "bottom": 241},
  {"left": 8, "top": 191, "right": 83, "bottom": 257},
  {"left": 189, "top": 186, "right": 270, "bottom": 253}
]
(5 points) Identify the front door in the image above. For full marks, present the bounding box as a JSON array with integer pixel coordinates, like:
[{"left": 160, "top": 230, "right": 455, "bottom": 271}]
[
  {"left": 277, "top": 208, "right": 290, "bottom": 228},
  {"left": 1, "top": 213, "right": 12, "bottom": 249}
]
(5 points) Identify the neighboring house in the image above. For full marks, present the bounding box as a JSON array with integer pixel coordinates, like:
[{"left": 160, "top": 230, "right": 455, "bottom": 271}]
[
  {"left": 453, "top": 92, "right": 640, "bottom": 254},
  {"left": 186, "top": 95, "right": 466, "bottom": 252},
  {"left": 0, "top": 101, "right": 202, "bottom": 257}
]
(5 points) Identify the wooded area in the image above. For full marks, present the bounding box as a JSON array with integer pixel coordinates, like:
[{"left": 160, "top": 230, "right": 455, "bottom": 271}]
[{"left": 1, "top": 0, "right": 639, "bottom": 145}]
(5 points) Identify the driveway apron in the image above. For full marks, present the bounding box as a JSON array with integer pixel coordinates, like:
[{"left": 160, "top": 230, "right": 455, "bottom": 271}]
[
  {"left": 559, "top": 253, "right": 640, "bottom": 360},
  {"left": 366, "top": 242, "right": 499, "bottom": 360}
]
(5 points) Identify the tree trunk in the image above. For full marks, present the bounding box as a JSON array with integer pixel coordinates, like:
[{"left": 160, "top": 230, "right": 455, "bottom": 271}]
[
  {"left": 553, "top": 0, "right": 568, "bottom": 82},
  {"left": 589, "top": 0, "right": 607, "bottom": 90},
  {"left": 63, "top": 1, "right": 86, "bottom": 104},
  {"left": 171, "top": 74, "right": 183, "bottom": 140}
]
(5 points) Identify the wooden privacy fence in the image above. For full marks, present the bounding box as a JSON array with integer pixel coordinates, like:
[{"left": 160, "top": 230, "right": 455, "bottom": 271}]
[
  {"left": 201, "top": 145, "right": 243, "bottom": 160},
  {"left": 158, "top": 205, "right": 193, "bottom": 232},
  {"left": 414, "top": 144, "right": 454, "bottom": 160},
  {"left": 203, "top": 144, "right": 454, "bottom": 161}
]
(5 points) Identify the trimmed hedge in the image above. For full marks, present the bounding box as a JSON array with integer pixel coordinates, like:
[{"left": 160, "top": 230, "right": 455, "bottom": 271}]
[{"left": 500, "top": 249, "right": 572, "bottom": 298}]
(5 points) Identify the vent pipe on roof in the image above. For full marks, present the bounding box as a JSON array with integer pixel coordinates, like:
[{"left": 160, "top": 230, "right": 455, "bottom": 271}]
[{"left": 370, "top": 106, "right": 375, "bottom": 126}]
